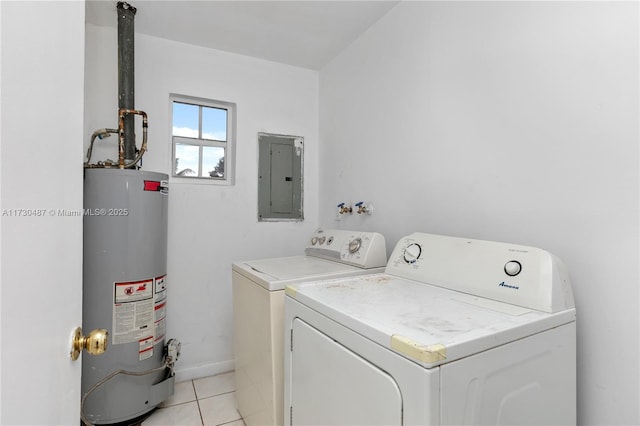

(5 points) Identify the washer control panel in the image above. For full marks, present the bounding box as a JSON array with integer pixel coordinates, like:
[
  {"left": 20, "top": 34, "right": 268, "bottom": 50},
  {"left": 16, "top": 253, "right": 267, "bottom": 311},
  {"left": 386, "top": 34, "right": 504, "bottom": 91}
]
[
  {"left": 386, "top": 232, "right": 574, "bottom": 313},
  {"left": 305, "top": 228, "right": 387, "bottom": 269}
]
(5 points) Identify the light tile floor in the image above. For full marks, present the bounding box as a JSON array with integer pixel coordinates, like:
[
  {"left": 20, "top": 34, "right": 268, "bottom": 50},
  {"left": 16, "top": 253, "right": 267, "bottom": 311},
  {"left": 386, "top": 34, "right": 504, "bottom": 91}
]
[{"left": 142, "top": 371, "right": 244, "bottom": 426}]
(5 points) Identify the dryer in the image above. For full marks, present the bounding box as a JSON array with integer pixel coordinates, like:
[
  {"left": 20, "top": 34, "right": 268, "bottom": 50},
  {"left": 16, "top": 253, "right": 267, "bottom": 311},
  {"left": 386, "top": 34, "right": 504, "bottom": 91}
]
[
  {"left": 284, "top": 232, "right": 576, "bottom": 425},
  {"left": 233, "top": 228, "right": 387, "bottom": 426}
]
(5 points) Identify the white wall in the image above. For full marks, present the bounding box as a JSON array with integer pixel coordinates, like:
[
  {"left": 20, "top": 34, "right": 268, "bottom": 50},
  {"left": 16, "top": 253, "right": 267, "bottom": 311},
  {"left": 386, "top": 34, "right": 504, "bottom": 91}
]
[
  {"left": 84, "top": 24, "right": 319, "bottom": 380},
  {"left": 319, "top": 2, "right": 638, "bottom": 425},
  {"left": 1, "top": 1, "right": 85, "bottom": 424}
]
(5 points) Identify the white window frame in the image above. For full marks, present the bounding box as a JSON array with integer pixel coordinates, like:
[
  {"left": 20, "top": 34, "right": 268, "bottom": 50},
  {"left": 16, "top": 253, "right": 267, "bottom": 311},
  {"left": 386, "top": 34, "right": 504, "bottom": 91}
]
[{"left": 170, "top": 93, "right": 236, "bottom": 185}]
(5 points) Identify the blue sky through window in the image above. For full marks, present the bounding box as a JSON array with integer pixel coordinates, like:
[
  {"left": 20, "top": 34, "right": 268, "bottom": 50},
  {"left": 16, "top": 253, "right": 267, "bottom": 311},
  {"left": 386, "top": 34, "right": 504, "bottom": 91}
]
[
  {"left": 173, "top": 101, "right": 228, "bottom": 177},
  {"left": 175, "top": 143, "right": 199, "bottom": 176},
  {"left": 173, "top": 102, "right": 227, "bottom": 141},
  {"left": 202, "top": 107, "right": 227, "bottom": 141}
]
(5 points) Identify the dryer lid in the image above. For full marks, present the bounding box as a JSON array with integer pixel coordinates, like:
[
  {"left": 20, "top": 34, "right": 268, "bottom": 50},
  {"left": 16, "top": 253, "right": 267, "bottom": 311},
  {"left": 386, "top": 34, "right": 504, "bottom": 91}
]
[{"left": 286, "top": 273, "right": 575, "bottom": 368}]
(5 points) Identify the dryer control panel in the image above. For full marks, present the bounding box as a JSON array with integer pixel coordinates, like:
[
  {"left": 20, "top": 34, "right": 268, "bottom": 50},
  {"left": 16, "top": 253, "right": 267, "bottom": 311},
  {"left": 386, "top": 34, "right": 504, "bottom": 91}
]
[
  {"left": 305, "top": 228, "right": 387, "bottom": 269},
  {"left": 386, "top": 232, "right": 575, "bottom": 313}
]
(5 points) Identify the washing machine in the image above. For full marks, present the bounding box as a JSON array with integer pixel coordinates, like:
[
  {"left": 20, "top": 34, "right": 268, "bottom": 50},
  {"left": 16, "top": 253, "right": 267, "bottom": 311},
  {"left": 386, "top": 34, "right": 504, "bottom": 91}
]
[
  {"left": 232, "top": 228, "right": 387, "bottom": 426},
  {"left": 284, "top": 232, "right": 576, "bottom": 426}
]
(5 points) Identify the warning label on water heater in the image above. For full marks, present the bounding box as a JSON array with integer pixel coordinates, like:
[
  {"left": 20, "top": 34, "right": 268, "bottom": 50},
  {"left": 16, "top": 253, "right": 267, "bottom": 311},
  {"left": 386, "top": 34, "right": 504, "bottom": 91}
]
[
  {"left": 112, "top": 279, "right": 155, "bottom": 345},
  {"left": 154, "top": 275, "right": 167, "bottom": 344},
  {"left": 139, "top": 336, "right": 154, "bottom": 361}
]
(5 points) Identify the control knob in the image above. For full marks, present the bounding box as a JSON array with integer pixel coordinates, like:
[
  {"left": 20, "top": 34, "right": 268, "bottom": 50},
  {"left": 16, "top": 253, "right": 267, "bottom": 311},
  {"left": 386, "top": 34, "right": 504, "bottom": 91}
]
[
  {"left": 504, "top": 261, "right": 522, "bottom": 276},
  {"left": 311, "top": 237, "right": 318, "bottom": 245},
  {"left": 403, "top": 243, "right": 421, "bottom": 264},
  {"left": 348, "top": 237, "right": 362, "bottom": 254}
]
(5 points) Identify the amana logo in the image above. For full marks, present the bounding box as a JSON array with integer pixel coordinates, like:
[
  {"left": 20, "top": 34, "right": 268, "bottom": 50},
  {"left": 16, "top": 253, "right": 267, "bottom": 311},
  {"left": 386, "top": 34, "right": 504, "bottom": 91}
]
[{"left": 499, "top": 281, "right": 520, "bottom": 290}]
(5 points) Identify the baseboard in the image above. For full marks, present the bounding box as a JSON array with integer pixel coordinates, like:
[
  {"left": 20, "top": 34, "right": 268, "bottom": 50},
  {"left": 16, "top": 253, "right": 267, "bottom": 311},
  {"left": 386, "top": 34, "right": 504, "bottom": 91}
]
[{"left": 173, "top": 359, "right": 235, "bottom": 382}]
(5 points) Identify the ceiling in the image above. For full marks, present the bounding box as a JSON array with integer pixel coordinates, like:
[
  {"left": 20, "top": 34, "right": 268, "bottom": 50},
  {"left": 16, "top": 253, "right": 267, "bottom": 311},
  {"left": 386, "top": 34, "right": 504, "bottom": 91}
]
[{"left": 85, "top": 0, "right": 399, "bottom": 70}]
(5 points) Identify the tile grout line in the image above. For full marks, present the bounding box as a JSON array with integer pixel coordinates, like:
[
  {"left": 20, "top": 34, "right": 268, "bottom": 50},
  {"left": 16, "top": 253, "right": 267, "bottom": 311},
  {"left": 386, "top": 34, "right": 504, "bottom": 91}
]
[
  {"left": 197, "top": 390, "right": 242, "bottom": 426},
  {"left": 195, "top": 389, "right": 236, "bottom": 400},
  {"left": 217, "top": 420, "right": 243, "bottom": 426},
  {"left": 193, "top": 379, "right": 205, "bottom": 426}
]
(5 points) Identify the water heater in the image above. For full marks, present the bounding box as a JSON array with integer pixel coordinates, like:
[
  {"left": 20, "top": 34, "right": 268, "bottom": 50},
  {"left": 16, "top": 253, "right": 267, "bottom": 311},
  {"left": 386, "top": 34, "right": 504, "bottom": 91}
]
[{"left": 82, "top": 169, "right": 175, "bottom": 424}]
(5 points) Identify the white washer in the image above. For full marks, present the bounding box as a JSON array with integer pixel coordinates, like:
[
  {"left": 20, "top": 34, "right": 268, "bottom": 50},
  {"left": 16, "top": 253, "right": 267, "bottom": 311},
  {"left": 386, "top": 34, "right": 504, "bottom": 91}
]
[
  {"left": 232, "top": 228, "right": 387, "bottom": 426},
  {"left": 284, "top": 232, "right": 576, "bottom": 426}
]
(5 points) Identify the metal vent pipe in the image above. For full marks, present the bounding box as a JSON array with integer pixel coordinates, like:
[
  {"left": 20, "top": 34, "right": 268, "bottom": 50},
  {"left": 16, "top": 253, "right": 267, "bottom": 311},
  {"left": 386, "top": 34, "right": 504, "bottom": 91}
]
[{"left": 117, "top": 1, "right": 137, "bottom": 163}]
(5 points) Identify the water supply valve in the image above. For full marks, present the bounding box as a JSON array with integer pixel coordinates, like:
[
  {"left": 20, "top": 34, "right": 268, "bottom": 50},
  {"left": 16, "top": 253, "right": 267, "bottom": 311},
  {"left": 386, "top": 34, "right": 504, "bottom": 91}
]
[
  {"left": 355, "top": 201, "right": 373, "bottom": 215},
  {"left": 337, "top": 203, "right": 353, "bottom": 215}
]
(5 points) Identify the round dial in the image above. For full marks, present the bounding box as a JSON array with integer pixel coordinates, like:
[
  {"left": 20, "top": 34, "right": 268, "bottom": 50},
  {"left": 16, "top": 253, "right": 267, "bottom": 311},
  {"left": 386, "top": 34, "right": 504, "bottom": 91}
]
[
  {"left": 504, "top": 261, "right": 522, "bottom": 276},
  {"left": 311, "top": 237, "right": 318, "bottom": 245},
  {"left": 318, "top": 236, "right": 326, "bottom": 245},
  {"left": 403, "top": 243, "right": 422, "bottom": 264},
  {"left": 348, "top": 238, "right": 362, "bottom": 254}
]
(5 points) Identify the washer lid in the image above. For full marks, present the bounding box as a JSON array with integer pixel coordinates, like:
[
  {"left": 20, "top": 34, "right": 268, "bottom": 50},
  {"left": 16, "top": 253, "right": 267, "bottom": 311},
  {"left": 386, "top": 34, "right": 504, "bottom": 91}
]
[
  {"left": 285, "top": 273, "right": 576, "bottom": 368},
  {"left": 232, "top": 256, "right": 383, "bottom": 291}
]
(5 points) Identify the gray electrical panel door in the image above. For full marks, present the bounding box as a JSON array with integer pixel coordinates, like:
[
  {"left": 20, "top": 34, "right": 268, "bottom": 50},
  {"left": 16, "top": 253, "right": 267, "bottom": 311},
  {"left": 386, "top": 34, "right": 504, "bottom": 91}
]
[{"left": 258, "top": 133, "right": 303, "bottom": 221}]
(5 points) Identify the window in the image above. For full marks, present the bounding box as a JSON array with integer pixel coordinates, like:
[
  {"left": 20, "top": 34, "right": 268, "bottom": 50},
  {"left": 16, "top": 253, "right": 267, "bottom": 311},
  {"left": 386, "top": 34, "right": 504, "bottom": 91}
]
[{"left": 171, "top": 94, "right": 236, "bottom": 184}]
